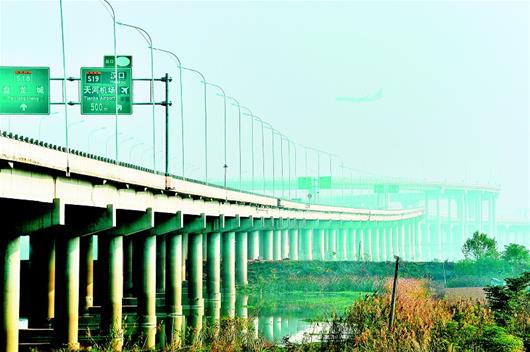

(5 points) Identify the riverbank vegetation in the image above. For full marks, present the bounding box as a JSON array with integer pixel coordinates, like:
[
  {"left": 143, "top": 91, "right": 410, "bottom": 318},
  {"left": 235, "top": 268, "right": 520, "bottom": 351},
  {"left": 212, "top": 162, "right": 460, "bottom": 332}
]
[
  {"left": 247, "top": 232, "right": 529, "bottom": 291},
  {"left": 144, "top": 271, "right": 528, "bottom": 352},
  {"left": 280, "top": 272, "right": 528, "bottom": 352}
]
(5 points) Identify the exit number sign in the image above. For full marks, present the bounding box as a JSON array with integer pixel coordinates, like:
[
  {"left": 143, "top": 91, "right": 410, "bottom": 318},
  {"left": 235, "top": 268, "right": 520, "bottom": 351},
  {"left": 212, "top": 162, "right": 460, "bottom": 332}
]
[
  {"left": 80, "top": 67, "right": 132, "bottom": 115},
  {"left": 0, "top": 66, "right": 50, "bottom": 114}
]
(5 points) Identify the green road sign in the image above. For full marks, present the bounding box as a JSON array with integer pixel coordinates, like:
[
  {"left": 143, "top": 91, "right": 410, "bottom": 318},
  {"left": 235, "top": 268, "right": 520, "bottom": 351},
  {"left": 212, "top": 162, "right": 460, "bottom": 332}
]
[
  {"left": 298, "top": 176, "right": 313, "bottom": 190},
  {"left": 319, "top": 176, "right": 332, "bottom": 189},
  {"left": 80, "top": 67, "right": 132, "bottom": 115},
  {"left": 104, "top": 55, "right": 133, "bottom": 68},
  {"left": 374, "top": 184, "right": 400, "bottom": 193},
  {"left": 374, "top": 184, "right": 385, "bottom": 193},
  {"left": 0, "top": 66, "right": 50, "bottom": 115}
]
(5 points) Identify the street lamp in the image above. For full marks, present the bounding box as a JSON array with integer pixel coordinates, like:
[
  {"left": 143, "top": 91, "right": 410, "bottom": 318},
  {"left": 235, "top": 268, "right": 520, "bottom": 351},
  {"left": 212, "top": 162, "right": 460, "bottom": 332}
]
[
  {"left": 87, "top": 126, "right": 107, "bottom": 153},
  {"left": 274, "top": 130, "right": 291, "bottom": 199},
  {"left": 151, "top": 47, "right": 185, "bottom": 178},
  {"left": 180, "top": 65, "right": 208, "bottom": 184},
  {"left": 242, "top": 111, "right": 266, "bottom": 194},
  {"left": 290, "top": 140, "right": 298, "bottom": 199},
  {"left": 116, "top": 21, "right": 156, "bottom": 171},
  {"left": 226, "top": 96, "right": 243, "bottom": 191},
  {"left": 263, "top": 121, "right": 277, "bottom": 197},
  {"left": 99, "top": 0, "right": 119, "bottom": 163},
  {"left": 278, "top": 133, "right": 293, "bottom": 200},
  {"left": 205, "top": 81, "right": 228, "bottom": 191}
]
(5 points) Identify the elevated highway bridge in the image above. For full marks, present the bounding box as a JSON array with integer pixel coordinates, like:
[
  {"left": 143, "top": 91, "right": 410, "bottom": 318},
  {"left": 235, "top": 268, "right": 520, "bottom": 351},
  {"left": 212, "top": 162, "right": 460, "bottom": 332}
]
[{"left": 0, "top": 133, "right": 423, "bottom": 351}]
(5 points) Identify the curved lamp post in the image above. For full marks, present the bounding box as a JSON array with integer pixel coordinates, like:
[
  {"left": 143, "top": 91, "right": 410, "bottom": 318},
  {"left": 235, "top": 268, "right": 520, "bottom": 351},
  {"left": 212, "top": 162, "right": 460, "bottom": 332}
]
[
  {"left": 151, "top": 47, "right": 185, "bottom": 178},
  {"left": 226, "top": 96, "right": 243, "bottom": 190},
  {"left": 99, "top": 0, "right": 119, "bottom": 163},
  {"left": 262, "top": 121, "right": 277, "bottom": 197},
  {"left": 205, "top": 81, "right": 228, "bottom": 191},
  {"left": 116, "top": 21, "right": 156, "bottom": 171},
  {"left": 180, "top": 66, "right": 208, "bottom": 184},
  {"left": 242, "top": 110, "right": 267, "bottom": 194}
]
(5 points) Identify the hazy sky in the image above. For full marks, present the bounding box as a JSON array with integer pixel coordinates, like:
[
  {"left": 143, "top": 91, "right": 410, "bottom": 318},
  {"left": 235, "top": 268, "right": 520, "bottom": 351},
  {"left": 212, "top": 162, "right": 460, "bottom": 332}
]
[{"left": 0, "top": 0, "right": 528, "bottom": 219}]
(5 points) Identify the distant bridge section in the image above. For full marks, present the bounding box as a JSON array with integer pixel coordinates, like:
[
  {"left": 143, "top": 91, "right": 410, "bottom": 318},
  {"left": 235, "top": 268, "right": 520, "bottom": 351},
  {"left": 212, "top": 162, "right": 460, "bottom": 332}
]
[{"left": 0, "top": 133, "right": 423, "bottom": 351}]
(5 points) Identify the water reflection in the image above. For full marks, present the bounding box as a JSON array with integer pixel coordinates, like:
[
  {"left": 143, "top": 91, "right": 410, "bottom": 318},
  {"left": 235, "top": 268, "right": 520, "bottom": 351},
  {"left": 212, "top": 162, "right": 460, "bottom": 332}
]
[{"left": 178, "top": 291, "right": 330, "bottom": 345}]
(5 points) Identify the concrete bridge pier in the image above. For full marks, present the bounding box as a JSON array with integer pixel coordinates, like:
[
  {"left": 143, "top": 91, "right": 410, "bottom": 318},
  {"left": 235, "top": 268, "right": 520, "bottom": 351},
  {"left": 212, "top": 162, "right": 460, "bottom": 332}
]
[
  {"left": 165, "top": 231, "right": 184, "bottom": 347},
  {"left": 322, "top": 228, "right": 331, "bottom": 260},
  {"left": 185, "top": 214, "right": 206, "bottom": 319},
  {"left": 188, "top": 231, "right": 204, "bottom": 308},
  {"left": 235, "top": 231, "right": 248, "bottom": 285},
  {"left": 301, "top": 229, "right": 313, "bottom": 261},
  {"left": 281, "top": 229, "right": 289, "bottom": 259},
  {"left": 123, "top": 236, "right": 134, "bottom": 297},
  {"left": 299, "top": 220, "right": 316, "bottom": 261},
  {"left": 137, "top": 233, "right": 157, "bottom": 349},
  {"left": 0, "top": 234, "right": 20, "bottom": 352},
  {"left": 235, "top": 294, "right": 248, "bottom": 319},
  {"left": 261, "top": 230, "right": 274, "bottom": 261},
  {"left": 235, "top": 217, "right": 253, "bottom": 286},
  {"left": 370, "top": 225, "right": 380, "bottom": 262},
  {"left": 273, "top": 229, "right": 282, "bottom": 260},
  {"left": 377, "top": 227, "right": 385, "bottom": 262},
  {"left": 221, "top": 292, "right": 236, "bottom": 318},
  {"left": 347, "top": 228, "right": 356, "bottom": 260},
  {"left": 181, "top": 233, "right": 188, "bottom": 283},
  {"left": 206, "top": 231, "right": 221, "bottom": 305},
  {"left": 336, "top": 227, "right": 347, "bottom": 260},
  {"left": 28, "top": 233, "right": 55, "bottom": 328},
  {"left": 399, "top": 222, "right": 408, "bottom": 260},
  {"left": 98, "top": 234, "right": 123, "bottom": 350},
  {"left": 79, "top": 235, "right": 94, "bottom": 315},
  {"left": 355, "top": 228, "right": 363, "bottom": 260},
  {"left": 385, "top": 226, "right": 393, "bottom": 261},
  {"left": 222, "top": 231, "right": 236, "bottom": 297},
  {"left": 204, "top": 224, "right": 220, "bottom": 329},
  {"left": 165, "top": 230, "right": 183, "bottom": 347},
  {"left": 328, "top": 228, "right": 337, "bottom": 261},
  {"left": 260, "top": 218, "right": 274, "bottom": 260},
  {"left": 392, "top": 223, "right": 400, "bottom": 259},
  {"left": 313, "top": 228, "right": 325, "bottom": 260},
  {"left": 156, "top": 235, "right": 166, "bottom": 294},
  {"left": 54, "top": 234, "right": 81, "bottom": 350},
  {"left": 362, "top": 227, "right": 371, "bottom": 260},
  {"left": 247, "top": 230, "right": 260, "bottom": 260},
  {"left": 369, "top": 225, "right": 377, "bottom": 261},
  {"left": 55, "top": 202, "right": 116, "bottom": 350},
  {"left": 288, "top": 228, "right": 298, "bottom": 260},
  {"left": 120, "top": 208, "right": 182, "bottom": 350}
]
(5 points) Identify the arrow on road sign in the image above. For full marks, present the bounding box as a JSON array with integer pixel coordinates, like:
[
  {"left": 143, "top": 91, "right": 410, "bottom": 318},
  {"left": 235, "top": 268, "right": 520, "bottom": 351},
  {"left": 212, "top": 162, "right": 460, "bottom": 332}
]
[
  {"left": 20, "top": 104, "right": 28, "bottom": 111},
  {"left": 116, "top": 104, "right": 122, "bottom": 112}
]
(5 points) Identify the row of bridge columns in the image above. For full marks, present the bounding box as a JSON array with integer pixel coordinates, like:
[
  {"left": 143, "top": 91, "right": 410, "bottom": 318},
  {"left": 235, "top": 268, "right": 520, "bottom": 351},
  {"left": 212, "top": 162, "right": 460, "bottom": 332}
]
[
  {"left": 250, "top": 220, "right": 423, "bottom": 263},
  {"left": 420, "top": 190, "right": 498, "bottom": 261},
  {"left": 0, "top": 200, "right": 422, "bottom": 351}
]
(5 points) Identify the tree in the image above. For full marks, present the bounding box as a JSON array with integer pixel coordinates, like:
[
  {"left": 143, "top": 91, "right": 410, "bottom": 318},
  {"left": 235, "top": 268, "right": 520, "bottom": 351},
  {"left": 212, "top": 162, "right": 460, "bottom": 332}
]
[
  {"left": 462, "top": 231, "right": 499, "bottom": 260},
  {"left": 484, "top": 272, "right": 530, "bottom": 351},
  {"left": 502, "top": 244, "right": 530, "bottom": 266}
]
